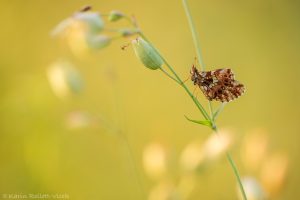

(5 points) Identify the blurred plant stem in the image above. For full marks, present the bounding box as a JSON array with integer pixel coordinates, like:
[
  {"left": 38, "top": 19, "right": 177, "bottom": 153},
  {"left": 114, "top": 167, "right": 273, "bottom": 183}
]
[
  {"left": 99, "top": 118, "right": 146, "bottom": 199},
  {"left": 119, "top": 132, "right": 146, "bottom": 199},
  {"left": 110, "top": 77, "right": 146, "bottom": 199},
  {"left": 212, "top": 126, "right": 247, "bottom": 200},
  {"left": 182, "top": 0, "right": 247, "bottom": 199}
]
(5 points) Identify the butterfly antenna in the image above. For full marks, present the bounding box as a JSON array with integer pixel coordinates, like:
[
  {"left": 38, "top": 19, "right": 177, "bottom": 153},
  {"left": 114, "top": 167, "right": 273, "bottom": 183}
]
[
  {"left": 194, "top": 56, "right": 201, "bottom": 70},
  {"left": 182, "top": 77, "right": 189, "bottom": 84},
  {"left": 192, "top": 86, "right": 198, "bottom": 97}
]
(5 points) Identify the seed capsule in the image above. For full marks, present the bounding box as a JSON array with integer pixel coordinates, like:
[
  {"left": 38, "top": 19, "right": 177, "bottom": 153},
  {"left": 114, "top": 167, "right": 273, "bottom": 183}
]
[{"left": 132, "top": 37, "right": 163, "bottom": 70}]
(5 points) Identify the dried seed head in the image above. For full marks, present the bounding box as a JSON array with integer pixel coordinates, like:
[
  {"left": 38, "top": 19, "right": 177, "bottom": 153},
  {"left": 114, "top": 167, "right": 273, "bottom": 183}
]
[
  {"left": 108, "top": 10, "right": 124, "bottom": 22},
  {"left": 132, "top": 37, "right": 163, "bottom": 70}
]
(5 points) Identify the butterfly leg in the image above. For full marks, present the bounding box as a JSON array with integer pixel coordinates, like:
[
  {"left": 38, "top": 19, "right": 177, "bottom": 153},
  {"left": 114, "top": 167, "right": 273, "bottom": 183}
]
[
  {"left": 182, "top": 75, "right": 190, "bottom": 84},
  {"left": 192, "top": 86, "right": 199, "bottom": 98}
]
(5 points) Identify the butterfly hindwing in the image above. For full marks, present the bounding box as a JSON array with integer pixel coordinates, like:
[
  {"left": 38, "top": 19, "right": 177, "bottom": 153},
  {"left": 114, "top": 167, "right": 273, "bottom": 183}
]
[{"left": 191, "top": 67, "right": 245, "bottom": 102}]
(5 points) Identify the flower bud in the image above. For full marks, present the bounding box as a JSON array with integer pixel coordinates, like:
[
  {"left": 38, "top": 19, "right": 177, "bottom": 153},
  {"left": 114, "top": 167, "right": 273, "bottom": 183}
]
[
  {"left": 51, "top": 18, "right": 74, "bottom": 37},
  {"left": 47, "top": 60, "right": 84, "bottom": 99},
  {"left": 132, "top": 37, "right": 163, "bottom": 70},
  {"left": 86, "top": 34, "right": 111, "bottom": 50},
  {"left": 119, "top": 28, "right": 138, "bottom": 37},
  {"left": 108, "top": 10, "right": 124, "bottom": 22},
  {"left": 74, "top": 12, "right": 104, "bottom": 33}
]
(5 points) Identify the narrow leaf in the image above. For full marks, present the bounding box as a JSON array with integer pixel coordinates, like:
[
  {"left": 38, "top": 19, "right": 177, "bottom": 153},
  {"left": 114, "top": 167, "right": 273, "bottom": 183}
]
[{"left": 184, "top": 115, "right": 212, "bottom": 128}]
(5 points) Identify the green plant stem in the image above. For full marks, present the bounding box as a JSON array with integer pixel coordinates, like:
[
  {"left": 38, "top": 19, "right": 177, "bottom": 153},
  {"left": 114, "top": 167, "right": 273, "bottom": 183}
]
[
  {"left": 138, "top": 32, "right": 211, "bottom": 121},
  {"left": 159, "top": 68, "right": 181, "bottom": 84},
  {"left": 127, "top": 16, "right": 209, "bottom": 120},
  {"left": 182, "top": 0, "right": 205, "bottom": 70},
  {"left": 131, "top": 12, "right": 245, "bottom": 198},
  {"left": 212, "top": 126, "right": 247, "bottom": 200},
  {"left": 164, "top": 60, "right": 211, "bottom": 121},
  {"left": 182, "top": 1, "right": 246, "bottom": 199},
  {"left": 182, "top": 0, "right": 214, "bottom": 118},
  {"left": 213, "top": 102, "right": 226, "bottom": 121}
]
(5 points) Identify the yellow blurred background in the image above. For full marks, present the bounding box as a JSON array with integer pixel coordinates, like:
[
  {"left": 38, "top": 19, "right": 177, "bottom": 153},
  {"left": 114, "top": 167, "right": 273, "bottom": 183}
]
[{"left": 0, "top": 0, "right": 299, "bottom": 199}]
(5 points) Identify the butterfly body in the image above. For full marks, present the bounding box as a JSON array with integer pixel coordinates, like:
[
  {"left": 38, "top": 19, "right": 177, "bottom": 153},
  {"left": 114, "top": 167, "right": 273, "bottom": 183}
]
[{"left": 190, "top": 65, "right": 245, "bottom": 102}]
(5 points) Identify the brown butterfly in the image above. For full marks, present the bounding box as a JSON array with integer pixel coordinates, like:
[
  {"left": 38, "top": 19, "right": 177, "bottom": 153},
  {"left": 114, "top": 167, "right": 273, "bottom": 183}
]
[{"left": 190, "top": 65, "right": 245, "bottom": 102}]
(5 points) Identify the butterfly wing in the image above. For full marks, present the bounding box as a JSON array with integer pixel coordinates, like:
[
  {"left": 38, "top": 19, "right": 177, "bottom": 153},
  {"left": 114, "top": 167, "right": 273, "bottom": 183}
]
[{"left": 201, "top": 69, "right": 245, "bottom": 102}]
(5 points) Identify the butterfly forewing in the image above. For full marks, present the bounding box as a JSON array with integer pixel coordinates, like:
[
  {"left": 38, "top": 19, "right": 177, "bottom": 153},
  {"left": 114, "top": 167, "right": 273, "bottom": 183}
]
[{"left": 191, "top": 67, "right": 245, "bottom": 102}]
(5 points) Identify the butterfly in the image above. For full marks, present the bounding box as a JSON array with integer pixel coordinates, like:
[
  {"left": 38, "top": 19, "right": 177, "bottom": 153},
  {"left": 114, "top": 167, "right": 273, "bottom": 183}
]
[{"left": 190, "top": 65, "right": 245, "bottom": 102}]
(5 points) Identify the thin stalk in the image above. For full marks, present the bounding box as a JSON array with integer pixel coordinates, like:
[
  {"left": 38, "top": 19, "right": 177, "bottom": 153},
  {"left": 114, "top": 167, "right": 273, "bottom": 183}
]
[
  {"left": 119, "top": 133, "right": 146, "bottom": 199},
  {"left": 138, "top": 32, "right": 211, "bottom": 121},
  {"left": 182, "top": 1, "right": 247, "bottom": 199},
  {"left": 127, "top": 15, "right": 209, "bottom": 119},
  {"left": 96, "top": 117, "right": 146, "bottom": 199},
  {"left": 182, "top": 0, "right": 214, "bottom": 118},
  {"left": 182, "top": 0, "right": 205, "bottom": 70},
  {"left": 213, "top": 102, "right": 226, "bottom": 121},
  {"left": 159, "top": 67, "right": 181, "bottom": 84},
  {"left": 212, "top": 126, "right": 247, "bottom": 200},
  {"left": 226, "top": 152, "right": 247, "bottom": 200},
  {"left": 164, "top": 60, "right": 211, "bottom": 121},
  {"left": 111, "top": 80, "right": 146, "bottom": 199},
  {"left": 208, "top": 102, "right": 213, "bottom": 118}
]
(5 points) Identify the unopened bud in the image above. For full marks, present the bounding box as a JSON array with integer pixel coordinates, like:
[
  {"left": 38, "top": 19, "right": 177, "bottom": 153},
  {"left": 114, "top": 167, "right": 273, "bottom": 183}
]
[
  {"left": 51, "top": 18, "right": 74, "bottom": 37},
  {"left": 74, "top": 12, "right": 104, "bottom": 33},
  {"left": 119, "top": 28, "right": 138, "bottom": 37},
  {"left": 86, "top": 34, "right": 111, "bottom": 50},
  {"left": 132, "top": 37, "right": 163, "bottom": 70},
  {"left": 108, "top": 10, "right": 124, "bottom": 22}
]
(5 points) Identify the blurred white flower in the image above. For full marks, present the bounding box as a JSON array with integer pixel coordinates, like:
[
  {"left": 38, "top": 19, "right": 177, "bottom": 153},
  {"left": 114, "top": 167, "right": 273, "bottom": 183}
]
[
  {"left": 47, "top": 60, "right": 83, "bottom": 99},
  {"left": 260, "top": 153, "right": 289, "bottom": 198},
  {"left": 239, "top": 177, "right": 266, "bottom": 200},
  {"left": 73, "top": 12, "right": 104, "bottom": 34},
  {"left": 143, "top": 143, "right": 168, "bottom": 180},
  {"left": 51, "top": 18, "right": 74, "bottom": 37},
  {"left": 86, "top": 34, "right": 111, "bottom": 50},
  {"left": 180, "top": 140, "right": 204, "bottom": 171},
  {"left": 148, "top": 181, "right": 178, "bottom": 200},
  {"left": 241, "top": 129, "right": 269, "bottom": 172},
  {"left": 51, "top": 11, "right": 107, "bottom": 57},
  {"left": 177, "top": 174, "right": 196, "bottom": 200},
  {"left": 65, "top": 111, "right": 92, "bottom": 129},
  {"left": 52, "top": 12, "right": 104, "bottom": 37},
  {"left": 180, "top": 129, "right": 233, "bottom": 171}
]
